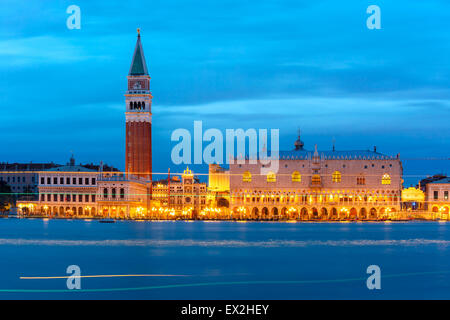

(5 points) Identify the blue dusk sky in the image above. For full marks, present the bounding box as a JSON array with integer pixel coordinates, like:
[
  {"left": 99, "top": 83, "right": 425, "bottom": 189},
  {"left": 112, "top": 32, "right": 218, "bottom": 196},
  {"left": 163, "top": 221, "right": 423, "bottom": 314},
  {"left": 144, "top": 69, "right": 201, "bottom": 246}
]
[{"left": 0, "top": 0, "right": 449, "bottom": 183}]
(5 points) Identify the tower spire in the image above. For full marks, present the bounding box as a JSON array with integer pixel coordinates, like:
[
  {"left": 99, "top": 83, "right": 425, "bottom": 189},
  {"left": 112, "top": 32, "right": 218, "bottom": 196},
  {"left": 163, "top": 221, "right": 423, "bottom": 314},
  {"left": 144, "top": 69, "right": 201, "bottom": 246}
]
[{"left": 129, "top": 29, "right": 148, "bottom": 75}]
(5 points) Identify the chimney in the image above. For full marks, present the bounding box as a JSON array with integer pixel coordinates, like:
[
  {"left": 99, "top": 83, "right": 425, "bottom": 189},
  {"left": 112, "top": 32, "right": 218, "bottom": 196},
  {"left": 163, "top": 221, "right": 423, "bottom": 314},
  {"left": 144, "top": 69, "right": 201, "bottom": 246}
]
[{"left": 373, "top": 146, "right": 377, "bottom": 153}]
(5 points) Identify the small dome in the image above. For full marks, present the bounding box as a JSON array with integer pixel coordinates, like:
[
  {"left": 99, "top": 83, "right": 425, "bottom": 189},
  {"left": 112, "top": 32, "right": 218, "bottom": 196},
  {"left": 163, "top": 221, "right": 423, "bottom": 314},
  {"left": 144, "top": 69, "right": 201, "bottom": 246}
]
[
  {"left": 183, "top": 166, "right": 193, "bottom": 176},
  {"left": 294, "top": 136, "right": 304, "bottom": 150}
]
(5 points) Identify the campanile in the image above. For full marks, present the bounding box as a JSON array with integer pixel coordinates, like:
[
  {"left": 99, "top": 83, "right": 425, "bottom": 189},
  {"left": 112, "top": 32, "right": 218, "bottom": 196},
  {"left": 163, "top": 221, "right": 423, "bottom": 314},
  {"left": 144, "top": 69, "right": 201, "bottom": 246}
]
[{"left": 125, "top": 29, "right": 152, "bottom": 180}]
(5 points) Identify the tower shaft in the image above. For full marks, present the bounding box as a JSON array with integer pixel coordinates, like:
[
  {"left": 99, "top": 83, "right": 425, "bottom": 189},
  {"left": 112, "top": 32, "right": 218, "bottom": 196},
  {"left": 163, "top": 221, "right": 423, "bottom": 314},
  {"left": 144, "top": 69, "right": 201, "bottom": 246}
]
[{"left": 125, "top": 31, "right": 152, "bottom": 181}]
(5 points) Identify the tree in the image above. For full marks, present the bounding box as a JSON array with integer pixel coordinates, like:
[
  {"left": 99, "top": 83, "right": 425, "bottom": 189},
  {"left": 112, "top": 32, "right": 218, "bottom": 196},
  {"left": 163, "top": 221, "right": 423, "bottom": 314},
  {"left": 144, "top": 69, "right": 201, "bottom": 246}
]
[{"left": 0, "top": 181, "right": 13, "bottom": 214}]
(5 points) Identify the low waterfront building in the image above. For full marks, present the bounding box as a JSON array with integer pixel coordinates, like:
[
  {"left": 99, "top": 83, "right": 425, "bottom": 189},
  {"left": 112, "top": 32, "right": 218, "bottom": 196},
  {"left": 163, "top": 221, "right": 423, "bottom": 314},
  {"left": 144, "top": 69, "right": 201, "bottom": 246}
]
[
  {"left": 418, "top": 174, "right": 447, "bottom": 193},
  {"left": 207, "top": 164, "right": 230, "bottom": 209},
  {"left": 401, "top": 186, "right": 425, "bottom": 211},
  {"left": 229, "top": 135, "right": 403, "bottom": 220},
  {"left": 19, "top": 158, "right": 99, "bottom": 216},
  {"left": 426, "top": 177, "right": 450, "bottom": 217},
  {"left": 96, "top": 173, "right": 150, "bottom": 219},
  {"left": 151, "top": 167, "right": 208, "bottom": 219},
  {"left": 151, "top": 175, "right": 180, "bottom": 207},
  {"left": 0, "top": 162, "right": 60, "bottom": 201},
  {"left": 17, "top": 156, "right": 119, "bottom": 217}
]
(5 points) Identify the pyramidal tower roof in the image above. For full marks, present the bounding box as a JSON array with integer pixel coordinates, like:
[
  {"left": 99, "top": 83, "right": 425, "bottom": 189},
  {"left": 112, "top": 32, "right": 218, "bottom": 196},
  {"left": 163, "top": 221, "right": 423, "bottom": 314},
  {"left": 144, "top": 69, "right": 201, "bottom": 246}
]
[{"left": 128, "top": 28, "right": 148, "bottom": 76}]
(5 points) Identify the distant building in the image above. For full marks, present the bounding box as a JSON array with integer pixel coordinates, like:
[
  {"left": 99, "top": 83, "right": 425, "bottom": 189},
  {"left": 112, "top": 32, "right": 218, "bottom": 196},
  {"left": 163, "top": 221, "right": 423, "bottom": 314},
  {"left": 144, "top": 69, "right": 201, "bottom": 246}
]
[
  {"left": 0, "top": 161, "right": 61, "bottom": 201},
  {"left": 418, "top": 174, "right": 447, "bottom": 192},
  {"left": 81, "top": 163, "right": 120, "bottom": 173},
  {"left": 426, "top": 177, "right": 450, "bottom": 216}
]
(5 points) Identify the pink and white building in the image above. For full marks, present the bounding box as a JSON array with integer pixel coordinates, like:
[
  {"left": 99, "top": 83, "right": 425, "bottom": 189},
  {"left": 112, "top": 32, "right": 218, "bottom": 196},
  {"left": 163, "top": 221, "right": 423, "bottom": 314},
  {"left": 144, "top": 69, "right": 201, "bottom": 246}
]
[{"left": 229, "top": 135, "right": 403, "bottom": 220}]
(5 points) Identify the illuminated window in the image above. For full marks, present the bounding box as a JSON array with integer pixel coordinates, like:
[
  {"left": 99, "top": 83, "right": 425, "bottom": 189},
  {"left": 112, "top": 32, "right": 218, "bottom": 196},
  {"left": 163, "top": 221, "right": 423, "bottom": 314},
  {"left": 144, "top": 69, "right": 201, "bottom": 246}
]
[
  {"left": 292, "top": 171, "right": 301, "bottom": 182},
  {"left": 357, "top": 176, "right": 365, "bottom": 185},
  {"left": 382, "top": 174, "right": 391, "bottom": 185},
  {"left": 242, "top": 171, "right": 252, "bottom": 182},
  {"left": 332, "top": 171, "right": 341, "bottom": 183},
  {"left": 311, "top": 175, "right": 321, "bottom": 185},
  {"left": 267, "top": 172, "right": 276, "bottom": 182}
]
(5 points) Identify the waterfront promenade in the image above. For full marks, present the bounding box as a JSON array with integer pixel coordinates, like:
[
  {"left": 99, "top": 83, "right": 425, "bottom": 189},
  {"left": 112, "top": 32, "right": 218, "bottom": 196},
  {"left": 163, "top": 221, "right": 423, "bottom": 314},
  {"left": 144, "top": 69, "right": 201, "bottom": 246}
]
[{"left": 10, "top": 209, "right": 446, "bottom": 222}]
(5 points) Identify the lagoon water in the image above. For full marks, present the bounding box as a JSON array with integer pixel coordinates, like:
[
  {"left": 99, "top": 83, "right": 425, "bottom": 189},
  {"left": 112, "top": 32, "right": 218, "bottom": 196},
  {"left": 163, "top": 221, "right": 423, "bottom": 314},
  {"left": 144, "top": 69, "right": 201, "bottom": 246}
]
[{"left": 0, "top": 219, "right": 449, "bottom": 299}]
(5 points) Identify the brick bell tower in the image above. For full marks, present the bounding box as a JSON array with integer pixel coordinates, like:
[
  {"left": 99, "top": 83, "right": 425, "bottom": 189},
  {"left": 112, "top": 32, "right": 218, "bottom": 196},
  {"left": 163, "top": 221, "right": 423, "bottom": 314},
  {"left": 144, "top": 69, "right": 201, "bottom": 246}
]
[{"left": 125, "top": 29, "right": 152, "bottom": 181}]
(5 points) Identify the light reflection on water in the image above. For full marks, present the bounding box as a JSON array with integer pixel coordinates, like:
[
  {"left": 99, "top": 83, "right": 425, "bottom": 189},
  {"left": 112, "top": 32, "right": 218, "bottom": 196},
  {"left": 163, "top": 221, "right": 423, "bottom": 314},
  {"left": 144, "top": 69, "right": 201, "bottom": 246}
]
[{"left": 0, "top": 219, "right": 448, "bottom": 299}]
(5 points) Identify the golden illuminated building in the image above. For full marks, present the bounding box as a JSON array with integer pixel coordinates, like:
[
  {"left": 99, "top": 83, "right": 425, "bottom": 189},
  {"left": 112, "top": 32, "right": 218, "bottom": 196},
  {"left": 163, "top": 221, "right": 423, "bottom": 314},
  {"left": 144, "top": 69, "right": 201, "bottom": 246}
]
[
  {"left": 151, "top": 167, "right": 207, "bottom": 219},
  {"left": 401, "top": 187, "right": 425, "bottom": 211},
  {"left": 97, "top": 173, "right": 149, "bottom": 219},
  {"left": 207, "top": 164, "right": 230, "bottom": 210},
  {"left": 228, "top": 135, "right": 404, "bottom": 220}
]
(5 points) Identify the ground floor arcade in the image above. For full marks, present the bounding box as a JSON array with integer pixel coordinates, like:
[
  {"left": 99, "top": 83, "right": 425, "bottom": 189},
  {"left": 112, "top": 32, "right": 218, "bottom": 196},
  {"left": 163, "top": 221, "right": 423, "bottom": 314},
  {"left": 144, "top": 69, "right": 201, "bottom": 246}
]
[{"left": 230, "top": 205, "right": 402, "bottom": 220}]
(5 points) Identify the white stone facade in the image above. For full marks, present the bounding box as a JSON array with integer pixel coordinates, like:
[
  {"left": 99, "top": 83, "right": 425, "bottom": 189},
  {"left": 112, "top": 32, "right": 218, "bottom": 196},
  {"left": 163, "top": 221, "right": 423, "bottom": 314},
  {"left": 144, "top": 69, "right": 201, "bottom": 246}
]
[
  {"left": 31, "top": 166, "right": 98, "bottom": 216},
  {"left": 96, "top": 173, "right": 150, "bottom": 219}
]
